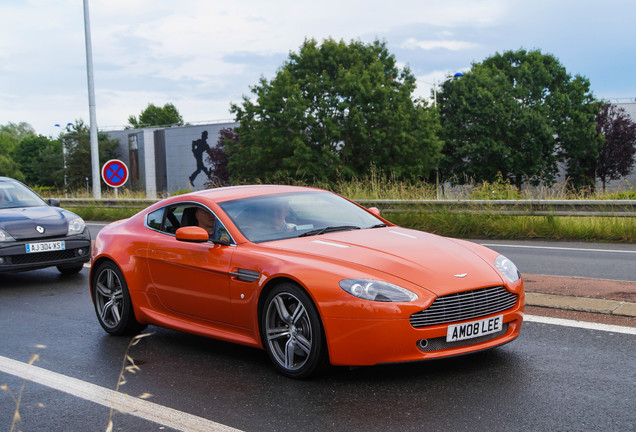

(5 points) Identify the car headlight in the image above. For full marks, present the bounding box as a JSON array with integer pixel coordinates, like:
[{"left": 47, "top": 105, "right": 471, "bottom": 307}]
[
  {"left": 495, "top": 255, "right": 520, "bottom": 283},
  {"left": 0, "top": 228, "right": 15, "bottom": 242},
  {"left": 339, "top": 279, "right": 419, "bottom": 302},
  {"left": 67, "top": 217, "right": 86, "bottom": 236}
]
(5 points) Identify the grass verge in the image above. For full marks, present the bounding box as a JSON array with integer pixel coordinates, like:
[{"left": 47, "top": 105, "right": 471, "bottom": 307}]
[{"left": 387, "top": 211, "right": 636, "bottom": 242}]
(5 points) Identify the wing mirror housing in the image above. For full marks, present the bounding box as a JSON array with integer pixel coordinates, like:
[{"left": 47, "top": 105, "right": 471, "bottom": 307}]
[
  {"left": 48, "top": 198, "right": 61, "bottom": 207},
  {"left": 367, "top": 207, "right": 381, "bottom": 217},
  {"left": 175, "top": 226, "right": 209, "bottom": 243}
]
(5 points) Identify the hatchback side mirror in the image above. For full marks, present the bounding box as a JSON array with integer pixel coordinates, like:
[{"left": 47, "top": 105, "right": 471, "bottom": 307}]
[{"left": 48, "top": 198, "right": 61, "bottom": 207}]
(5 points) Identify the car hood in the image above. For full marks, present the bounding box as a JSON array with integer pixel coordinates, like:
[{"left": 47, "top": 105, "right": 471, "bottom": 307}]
[
  {"left": 266, "top": 227, "right": 504, "bottom": 296},
  {"left": 0, "top": 206, "right": 69, "bottom": 239}
]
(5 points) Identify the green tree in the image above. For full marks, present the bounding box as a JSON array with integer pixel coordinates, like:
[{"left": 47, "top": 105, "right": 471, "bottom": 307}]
[
  {"left": 61, "top": 120, "right": 121, "bottom": 190},
  {"left": 0, "top": 154, "right": 24, "bottom": 181},
  {"left": 595, "top": 103, "right": 636, "bottom": 192},
  {"left": 11, "top": 135, "right": 62, "bottom": 186},
  {"left": 229, "top": 38, "right": 442, "bottom": 182},
  {"left": 0, "top": 122, "right": 36, "bottom": 179},
  {"left": 127, "top": 103, "right": 184, "bottom": 128},
  {"left": 0, "top": 122, "right": 36, "bottom": 148},
  {"left": 438, "top": 49, "right": 601, "bottom": 190}
]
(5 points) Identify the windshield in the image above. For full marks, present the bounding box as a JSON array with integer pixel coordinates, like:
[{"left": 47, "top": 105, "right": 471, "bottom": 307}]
[
  {"left": 219, "top": 191, "right": 385, "bottom": 243},
  {"left": 0, "top": 180, "right": 47, "bottom": 209}
]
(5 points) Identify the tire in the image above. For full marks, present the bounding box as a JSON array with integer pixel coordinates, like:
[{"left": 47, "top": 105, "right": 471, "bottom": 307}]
[
  {"left": 260, "top": 282, "right": 328, "bottom": 379},
  {"left": 91, "top": 261, "right": 146, "bottom": 336},
  {"left": 57, "top": 264, "right": 84, "bottom": 275}
]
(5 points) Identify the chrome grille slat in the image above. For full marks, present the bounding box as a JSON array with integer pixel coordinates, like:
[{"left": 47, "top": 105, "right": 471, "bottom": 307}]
[{"left": 410, "top": 286, "right": 518, "bottom": 328}]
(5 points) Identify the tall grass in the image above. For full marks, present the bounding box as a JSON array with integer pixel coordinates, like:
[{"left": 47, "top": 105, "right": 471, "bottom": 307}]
[
  {"left": 388, "top": 211, "right": 636, "bottom": 242},
  {"left": 38, "top": 174, "right": 636, "bottom": 242}
]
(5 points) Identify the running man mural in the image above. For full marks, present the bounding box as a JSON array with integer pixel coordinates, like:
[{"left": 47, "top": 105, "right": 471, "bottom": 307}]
[{"left": 189, "top": 130, "right": 212, "bottom": 186}]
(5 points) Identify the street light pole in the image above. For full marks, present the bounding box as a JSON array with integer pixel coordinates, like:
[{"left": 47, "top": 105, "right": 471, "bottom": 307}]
[
  {"left": 82, "top": 0, "right": 101, "bottom": 199},
  {"left": 428, "top": 72, "right": 464, "bottom": 199},
  {"left": 54, "top": 122, "right": 73, "bottom": 197}
]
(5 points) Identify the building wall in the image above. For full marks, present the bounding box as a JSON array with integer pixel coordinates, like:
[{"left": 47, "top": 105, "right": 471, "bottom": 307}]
[
  {"left": 105, "top": 122, "right": 238, "bottom": 197},
  {"left": 164, "top": 123, "right": 238, "bottom": 193}
]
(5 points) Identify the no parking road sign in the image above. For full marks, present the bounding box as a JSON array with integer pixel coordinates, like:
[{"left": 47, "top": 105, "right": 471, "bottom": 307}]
[{"left": 101, "top": 159, "right": 129, "bottom": 188}]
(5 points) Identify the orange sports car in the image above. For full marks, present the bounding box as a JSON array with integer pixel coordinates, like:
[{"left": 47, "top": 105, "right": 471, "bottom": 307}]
[{"left": 90, "top": 185, "right": 524, "bottom": 378}]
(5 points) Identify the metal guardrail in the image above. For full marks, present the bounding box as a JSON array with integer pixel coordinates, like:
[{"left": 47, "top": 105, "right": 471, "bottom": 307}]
[
  {"left": 58, "top": 198, "right": 636, "bottom": 217},
  {"left": 356, "top": 199, "right": 636, "bottom": 217},
  {"left": 59, "top": 198, "right": 157, "bottom": 209}
]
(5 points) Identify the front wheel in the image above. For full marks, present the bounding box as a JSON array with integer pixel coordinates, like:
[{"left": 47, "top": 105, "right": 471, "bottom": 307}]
[
  {"left": 57, "top": 264, "right": 84, "bottom": 275},
  {"left": 91, "top": 261, "right": 146, "bottom": 336},
  {"left": 261, "top": 283, "right": 328, "bottom": 379}
]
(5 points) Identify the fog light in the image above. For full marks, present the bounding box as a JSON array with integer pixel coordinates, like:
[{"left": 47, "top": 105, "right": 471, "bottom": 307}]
[
  {"left": 76, "top": 248, "right": 85, "bottom": 256},
  {"left": 0, "top": 257, "right": 5, "bottom": 264}
]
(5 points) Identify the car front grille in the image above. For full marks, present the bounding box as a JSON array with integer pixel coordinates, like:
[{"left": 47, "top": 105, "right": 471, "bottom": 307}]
[
  {"left": 410, "top": 286, "right": 518, "bottom": 328},
  {"left": 5, "top": 249, "right": 81, "bottom": 265}
]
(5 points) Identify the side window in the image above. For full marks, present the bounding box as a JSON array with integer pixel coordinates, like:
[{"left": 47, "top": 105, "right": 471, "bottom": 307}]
[
  {"left": 165, "top": 206, "right": 187, "bottom": 233},
  {"left": 146, "top": 208, "right": 165, "bottom": 230},
  {"left": 147, "top": 203, "right": 233, "bottom": 244}
]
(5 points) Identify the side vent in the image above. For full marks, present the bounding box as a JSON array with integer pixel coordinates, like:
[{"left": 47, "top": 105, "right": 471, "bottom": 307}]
[{"left": 230, "top": 269, "right": 260, "bottom": 282}]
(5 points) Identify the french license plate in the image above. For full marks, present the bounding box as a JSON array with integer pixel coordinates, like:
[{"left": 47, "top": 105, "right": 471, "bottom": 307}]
[
  {"left": 25, "top": 241, "right": 65, "bottom": 253},
  {"left": 446, "top": 315, "right": 503, "bottom": 342}
]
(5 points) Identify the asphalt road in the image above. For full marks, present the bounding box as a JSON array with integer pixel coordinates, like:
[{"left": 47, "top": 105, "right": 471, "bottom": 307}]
[
  {"left": 475, "top": 239, "right": 636, "bottom": 281},
  {"left": 1, "top": 235, "right": 635, "bottom": 431}
]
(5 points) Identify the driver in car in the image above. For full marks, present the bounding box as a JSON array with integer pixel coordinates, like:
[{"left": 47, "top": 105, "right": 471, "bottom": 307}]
[{"left": 195, "top": 207, "right": 231, "bottom": 243}]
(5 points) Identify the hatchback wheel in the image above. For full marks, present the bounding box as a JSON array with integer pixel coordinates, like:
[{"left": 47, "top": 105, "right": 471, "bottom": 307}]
[{"left": 57, "top": 264, "right": 84, "bottom": 275}]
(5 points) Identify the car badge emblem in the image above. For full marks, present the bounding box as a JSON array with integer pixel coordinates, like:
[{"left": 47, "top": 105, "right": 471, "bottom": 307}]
[
  {"left": 454, "top": 273, "right": 468, "bottom": 278},
  {"left": 36, "top": 226, "right": 45, "bottom": 234}
]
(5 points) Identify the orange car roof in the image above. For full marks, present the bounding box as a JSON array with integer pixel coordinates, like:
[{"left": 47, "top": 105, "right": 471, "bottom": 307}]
[{"left": 183, "top": 185, "right": 322, "bottom": 203}]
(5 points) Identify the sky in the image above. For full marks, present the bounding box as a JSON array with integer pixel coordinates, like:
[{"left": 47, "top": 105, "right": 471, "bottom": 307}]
[{"left": 1, "top": 0, "right": 635, "bottom": 138}]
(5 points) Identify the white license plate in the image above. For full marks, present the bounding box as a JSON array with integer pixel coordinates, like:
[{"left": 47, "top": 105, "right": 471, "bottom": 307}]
[
  {"left": 25, "top": 241, "right": 65, "bottom": 253},
  {"left": 446, "top": 315, "right": 503, "bottom": 342}
]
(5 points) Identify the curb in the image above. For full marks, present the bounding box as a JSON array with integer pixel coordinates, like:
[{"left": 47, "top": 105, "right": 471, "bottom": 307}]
[{"left": 525, "top": 292, "right": 636, "bottom": 318}]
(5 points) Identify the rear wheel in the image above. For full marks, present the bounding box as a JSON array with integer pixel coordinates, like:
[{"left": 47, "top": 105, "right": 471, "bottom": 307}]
[
  {"left": 261, "top": 283, "right": 328, "bottom": 379},
  {"left": 92, "top": 261, "right": 146, "bottom": 335}
]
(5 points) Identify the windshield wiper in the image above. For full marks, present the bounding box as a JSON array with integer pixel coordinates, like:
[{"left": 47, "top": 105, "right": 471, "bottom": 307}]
[
  {"left": 370, "top": 223, "right": 387, "bottom": 228},
  {"left": 298, "top": 225, "right": 361, "bottom": 237}
]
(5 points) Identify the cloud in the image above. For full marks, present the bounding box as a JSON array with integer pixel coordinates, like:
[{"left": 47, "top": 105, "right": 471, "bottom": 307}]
[
  {"left": 401, "top": 38, "right": 481, "bottom": 51},
  {"left": 1, "top": 0, "right": 635, "bottom": 138}
]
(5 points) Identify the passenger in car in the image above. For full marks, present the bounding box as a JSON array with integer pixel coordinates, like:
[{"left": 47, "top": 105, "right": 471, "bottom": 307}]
[{"left": 263, "top": 203, "right": 296, "bottom": 232}]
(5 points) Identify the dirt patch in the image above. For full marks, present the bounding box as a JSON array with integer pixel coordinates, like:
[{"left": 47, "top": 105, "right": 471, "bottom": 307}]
[{"left": 523, "top": 274, "right": 636, "bottom": 302}]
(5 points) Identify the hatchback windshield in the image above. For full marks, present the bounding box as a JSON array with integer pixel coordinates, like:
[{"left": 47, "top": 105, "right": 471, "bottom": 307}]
[
  {"left": 219, "top": 191, "right": 385, "bottom": 243},
  {"left": 0, "top": 180, "right": 47, "bottom": 209}
]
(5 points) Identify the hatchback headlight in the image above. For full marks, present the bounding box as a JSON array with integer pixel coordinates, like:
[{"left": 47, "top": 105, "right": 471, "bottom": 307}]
[
  {"left": 67, "top": 217, "right": 86, "bottom": 236},
  {"left": 495, "top": 255, "right": 520, "bottom": 283},
  {"left": 0, "top": 228, "right": 15, "bottom": 242},
  {"left": 339, "top": 279, "right": 418, "bottom": 302}
]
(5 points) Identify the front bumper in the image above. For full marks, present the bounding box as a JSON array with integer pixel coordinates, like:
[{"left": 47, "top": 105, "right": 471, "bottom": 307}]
[
  {"left": 322, "top": 307, "right": 524, "bottom": 366},
  {"left": 0, "top": 232, "right": 91, "bottom": 272}
]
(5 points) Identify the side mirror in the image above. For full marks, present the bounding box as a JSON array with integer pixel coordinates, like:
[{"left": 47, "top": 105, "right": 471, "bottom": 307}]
[
  {"left": 175, "top": 226, "right": 209, "bottom": 243},
  {"left": 367, "top": 207, "right": 381, "bottom": 217},
  {"left": 48, "top": 198, "right": 61, "bottom": 207}
]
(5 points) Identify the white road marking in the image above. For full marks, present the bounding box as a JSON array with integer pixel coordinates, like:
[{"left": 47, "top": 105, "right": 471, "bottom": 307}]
[
  {"left": 1, "top": 317, "right": 632, "bottom": 431},
  {"left": 0, "top": 355, "right": 243, "bottom": 432},
  {"left": 480, "top": 243, "right": 636, "bottom": 254},
  {"left": 524, "top": 314, "right": 636, "bottom": 335}
]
